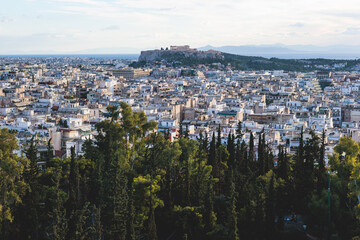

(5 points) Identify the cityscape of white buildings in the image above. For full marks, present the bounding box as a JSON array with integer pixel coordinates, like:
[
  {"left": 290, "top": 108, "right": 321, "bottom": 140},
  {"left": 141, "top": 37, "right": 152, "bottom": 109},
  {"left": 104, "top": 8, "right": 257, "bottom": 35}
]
[{"left": 1, "top": 55, "right": 360, "bottom": 164}]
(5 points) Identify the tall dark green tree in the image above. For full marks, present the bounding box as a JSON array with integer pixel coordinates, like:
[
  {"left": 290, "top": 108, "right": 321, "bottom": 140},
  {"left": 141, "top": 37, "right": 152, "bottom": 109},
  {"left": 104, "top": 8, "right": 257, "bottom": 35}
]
[
  {"left": 236, "top": 121, "right": 243, "bottom": 139},
  {"left": 209, "top": 132, "right": 219, "bottom": 179},
  {"left": 265, "top": 174, "right": 276, "bottom": 238},
  {"left": 258, "top": 132, "right": 264, "bottom": 175},
  {"left": 203, "top": 182, "right": 216, "bottom": 233},
  {"left": 217, "top": 124, "right": 222, "bottom": 148},
  {"left": 227, "top": 180, "right": 239, "bottom": 240},
  {"left": 317, "top": 129, "right": 327, "bottom": 193},
  {"left": 20, "top": 136, "right": 40, "bottom": 240},
  {"left": 66, "top": 146, "right": 80, "bottom": 239},
  {"left": 248, "top": 132, "right": 255, "bottom": 172}
]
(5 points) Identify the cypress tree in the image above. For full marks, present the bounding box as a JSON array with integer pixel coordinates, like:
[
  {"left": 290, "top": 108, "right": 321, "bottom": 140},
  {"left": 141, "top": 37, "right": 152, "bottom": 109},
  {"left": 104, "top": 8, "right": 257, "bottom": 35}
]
[
  {"left": 240, "top": 140, "right": 249, "bottom": 175},
  {"left": 203, "top": 131, "right": 209, "bottom": 153},
  {"left": 179, "top": 122, "right": 183, "bottom": 139},
  {"left": 148, "top": 195, "right": 158, "bottom": 240},
  {"left": 277, "top": 145, "right": 289, "bottom": 180},
  {"left": 317, "top": 129, "right": 327, "bottom": 193},
  {"left": 258, "top": 132, "right": 264, "bottom": 175},
  {"left": 248, "top": 132, "right": 255, "bottom": 169},
  {"left": 265, "top": 174, "right": 276, "bottom": 238},
  {"left": 209, "top": 132, "right": 218, "bottom": 179},
  {"left": 67, "top": 146, "right": 80, "bottom": 239},
  {"left": 21, "top": 136, "right": 40, "bottom": 240},
  {"left": 293, "top": 127, "right": 308, "bottom": 213},
  {"left": 236, "top": 121, "right": 243, "bottom": 139},
  {"left": 204, "top": 182, "right": 216, "bottom": 233},
  {"left": 50, "top": 168, "right": 68, "bottom": 240},
  {"left": 184, "top": 124, "right": 189, "bottom": 139},
  {"left": 45, "top": 138, "right": 54, "bottom": 168},
  {"left": 126, "top": 183, "right": 136, "bottom": 240},
  {"left": 227, "top": 133, "right": 235, "bottom": 170},
  {"left": 263, "top": 133, "right": 273, "bottom": 174},
  {"left": 227, "top": 179, "right": 239, "bottom": 240},
  {"left": 217, "top": 124, "right": 222, "bottom": 148}
]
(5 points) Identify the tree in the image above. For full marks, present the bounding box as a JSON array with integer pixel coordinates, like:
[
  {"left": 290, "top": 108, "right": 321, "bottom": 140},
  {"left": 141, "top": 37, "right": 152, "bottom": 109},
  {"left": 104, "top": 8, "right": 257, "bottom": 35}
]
[
  {"left": 329, "top": 136, "right": 360, "bottom": 238},
  {"left": 265, "top": 173, "right": 276, "bottom": 238},
  {"left": 126, "top": 183, "right": 136, "bottom": 240},
  {"left": 293, "top": 127, "right": 307, "bottom": 213},
  {"left": 236, "top": 121, "right": 243, "bottom": 139},
  {"left": 317, "top": 129, "right": 327, "bottom": 193},
  {"left": 227, "top": 180, "right": 239, "bottom": 240},
  {"left": 133, "top": 175, "right": 163, "bottom": 238},
  {"left": 203, "top": 182, "right": 216, "bottom": 233},
  {"left": 227, "top": 133, "right": 235, "bottom": 170},
  {"left": 258, "top": 132, "right": 264, "bottom": 175},
  {"left": 248, "top": 132, "right": 255, "bottom": 170},
  {"left": 217, "top": 125, "right": 222, "bottom": 148},
  {"left": 179, "top": 122, "right": 183, "bottom": 139},
  {"left": 184, "top": 124, "right": 189, "bottom": 139},
  {"left": 19, "top": 136, "right": 40, "bottom": 240},
  {"left": 66, "top": 146, "right": 81, "bottom": 239},
  {"left": 45, "top": 167, "right": 68, "bottom": 240},
  {"left": 0, "top": 129, "right": 28, "bottom": 239},
  {"left": 209, "top": 132, "right": 219, "bottom": 179}
]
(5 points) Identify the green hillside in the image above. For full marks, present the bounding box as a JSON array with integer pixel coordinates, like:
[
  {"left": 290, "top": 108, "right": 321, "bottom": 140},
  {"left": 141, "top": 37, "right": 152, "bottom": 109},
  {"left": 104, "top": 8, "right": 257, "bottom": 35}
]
[{"left": 130, "top": 51, "right": 360, "bottom": 71}]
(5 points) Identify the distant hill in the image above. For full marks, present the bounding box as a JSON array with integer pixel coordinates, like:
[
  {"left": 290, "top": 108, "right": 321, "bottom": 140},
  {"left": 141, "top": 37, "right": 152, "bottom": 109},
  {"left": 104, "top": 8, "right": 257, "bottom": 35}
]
[
  {"left": 138, "top": 48, "right": 223, "bottom": 62},
  {"left": 131, "top": 48, "right": 360, "bottom": 71}
]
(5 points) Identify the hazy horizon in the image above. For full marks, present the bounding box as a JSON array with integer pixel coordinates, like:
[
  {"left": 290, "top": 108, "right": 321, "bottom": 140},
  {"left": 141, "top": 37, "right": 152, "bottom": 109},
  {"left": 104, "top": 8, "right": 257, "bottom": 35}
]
[{"left": 2, "top": 44, "right": 360, "bottom": 60}]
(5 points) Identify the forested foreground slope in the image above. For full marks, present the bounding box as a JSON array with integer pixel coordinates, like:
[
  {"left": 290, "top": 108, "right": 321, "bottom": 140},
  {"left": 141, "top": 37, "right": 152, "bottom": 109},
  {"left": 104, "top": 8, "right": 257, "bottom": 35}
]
[{"left": 1, "top": 103, "right": 360, "bottom": 239}]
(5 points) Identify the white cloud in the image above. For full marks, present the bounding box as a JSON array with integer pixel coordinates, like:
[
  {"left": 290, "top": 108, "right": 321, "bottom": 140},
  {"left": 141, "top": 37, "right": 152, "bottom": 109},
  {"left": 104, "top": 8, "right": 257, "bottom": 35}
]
[
  {"left": 0, "top": 16, "right": 16, "bottom": 23},
  {"left": 343, "top": 28, "right": 360, "bottom": 35},
  {"left": 3, "top": 0, "right": 360, "bottom": 52}
]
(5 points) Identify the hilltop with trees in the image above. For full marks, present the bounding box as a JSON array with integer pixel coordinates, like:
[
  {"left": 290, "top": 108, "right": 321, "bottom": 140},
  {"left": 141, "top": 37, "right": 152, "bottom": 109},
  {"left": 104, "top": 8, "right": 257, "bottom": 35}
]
[{"left": 131, "top": 48, "right": 360, "bottom": 71}]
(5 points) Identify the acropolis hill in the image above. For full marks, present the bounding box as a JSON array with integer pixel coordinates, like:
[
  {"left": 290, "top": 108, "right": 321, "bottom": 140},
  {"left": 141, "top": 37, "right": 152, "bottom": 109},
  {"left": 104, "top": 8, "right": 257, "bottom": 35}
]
[{"left": 138, "top": 45, "right": 224, "bottom": 62}]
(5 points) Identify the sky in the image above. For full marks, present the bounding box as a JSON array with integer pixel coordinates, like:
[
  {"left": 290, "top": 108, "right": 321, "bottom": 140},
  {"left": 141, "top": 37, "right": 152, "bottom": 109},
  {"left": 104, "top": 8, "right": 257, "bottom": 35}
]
[{"left": 1, "top": 0, "right": 360, "bottom": 53}]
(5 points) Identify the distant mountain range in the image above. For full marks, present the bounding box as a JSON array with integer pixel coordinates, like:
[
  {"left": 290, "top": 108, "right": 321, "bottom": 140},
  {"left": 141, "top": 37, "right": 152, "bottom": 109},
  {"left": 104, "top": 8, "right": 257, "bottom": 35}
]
[{"left": 198, "top": 44, "right": 360, "bottom": 59}]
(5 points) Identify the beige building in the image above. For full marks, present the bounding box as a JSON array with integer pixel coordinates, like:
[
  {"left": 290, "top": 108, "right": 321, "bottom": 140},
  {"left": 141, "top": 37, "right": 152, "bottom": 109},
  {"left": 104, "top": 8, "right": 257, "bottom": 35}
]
[{"left": 112, "top": 68, "right": 150, "bottom": 80}]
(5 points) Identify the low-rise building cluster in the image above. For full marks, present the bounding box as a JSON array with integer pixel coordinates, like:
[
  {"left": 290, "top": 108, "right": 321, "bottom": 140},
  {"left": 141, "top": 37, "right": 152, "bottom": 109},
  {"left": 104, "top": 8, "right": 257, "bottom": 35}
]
[{"left": 1, "top": 55, "right": 360, "bottom": 163}]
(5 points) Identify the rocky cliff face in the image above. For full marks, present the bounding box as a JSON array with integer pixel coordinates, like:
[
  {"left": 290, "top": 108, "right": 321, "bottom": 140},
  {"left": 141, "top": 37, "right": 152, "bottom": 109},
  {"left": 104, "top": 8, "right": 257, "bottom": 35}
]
[{"left": 138, "top": 49, "right": 224, "bottom": 62}]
